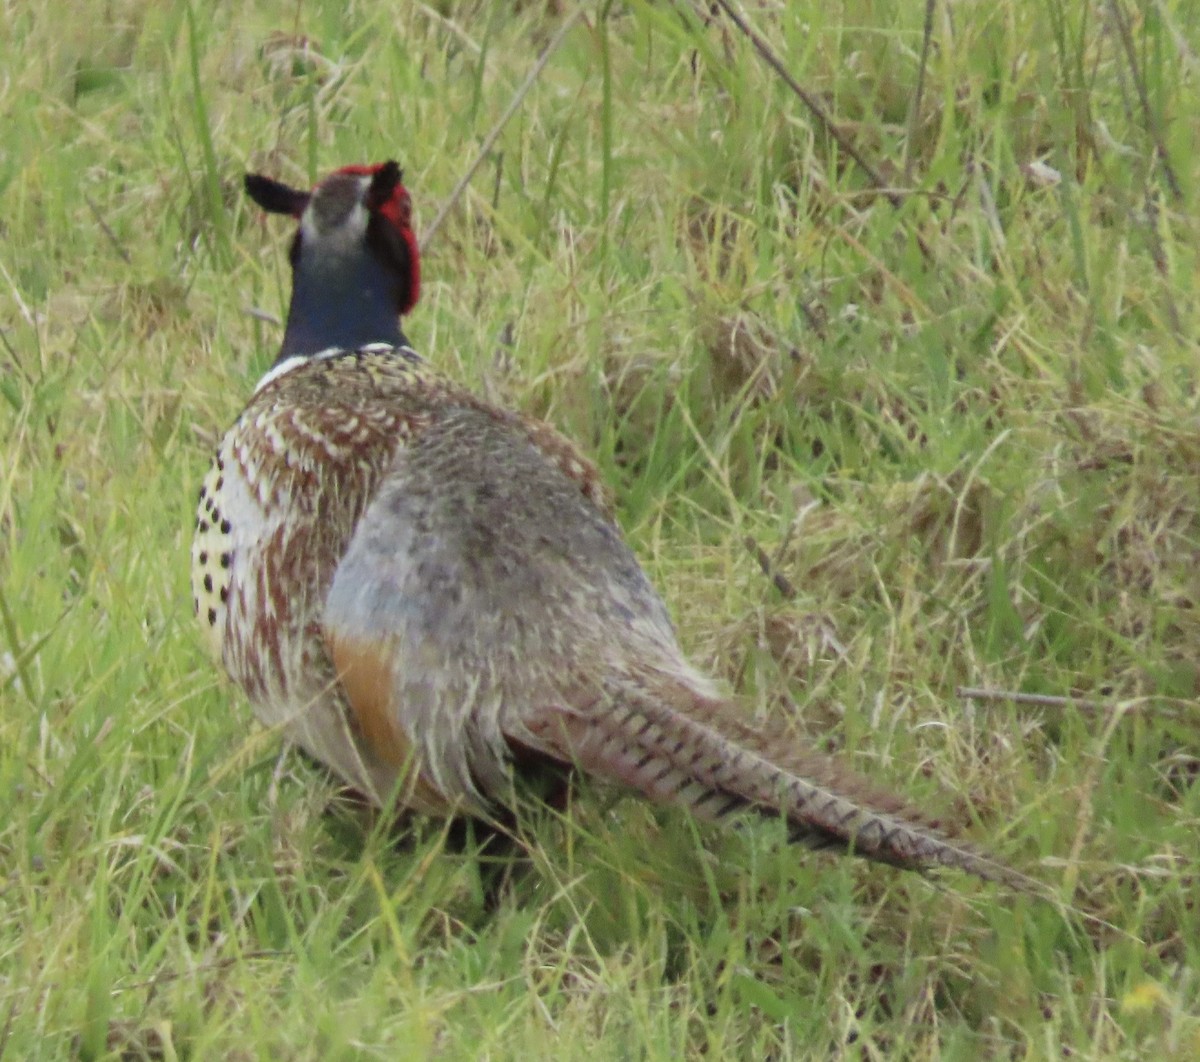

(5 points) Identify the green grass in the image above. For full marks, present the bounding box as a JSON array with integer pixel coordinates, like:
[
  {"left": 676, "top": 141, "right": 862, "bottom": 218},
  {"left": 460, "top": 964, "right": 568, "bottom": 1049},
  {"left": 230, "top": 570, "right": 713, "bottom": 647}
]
[{"left": 1, "top": 0, "right": 1198, "bottom": 1057}]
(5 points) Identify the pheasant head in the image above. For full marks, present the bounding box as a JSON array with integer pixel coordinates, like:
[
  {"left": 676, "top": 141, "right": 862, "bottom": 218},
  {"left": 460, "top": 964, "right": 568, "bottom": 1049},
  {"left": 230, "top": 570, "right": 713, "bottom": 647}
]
[{"left": 244, "top": 161, "right": 421, "bottom": 360}]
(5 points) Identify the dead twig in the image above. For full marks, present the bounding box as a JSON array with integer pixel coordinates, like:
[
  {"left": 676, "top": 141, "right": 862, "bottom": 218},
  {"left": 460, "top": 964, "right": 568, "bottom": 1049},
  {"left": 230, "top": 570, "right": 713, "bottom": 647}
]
[
  {"left": 957, "top": 687, "right": 1116, "bottom": 713},
  {"left": 743, "top": 534, "right": 797, "bottom": 600},
  {"left": 413, "top": 2, "right": 482, "bottom": 56},
  {"left": 244, "top": 305, "right": 283, "bottom": 326},
  {"left": 1141, "top": 187, "right": 1184, "bottom": 341},
  {"left": 707, "top": 0, "right": 901, "bottom": 210},
  {"left": 421, "top": 7, "right": 587, "bottom": 249},
  {"left": 904, "top": 0, "right": 937, "bottom": 184},
  {"left": 1105, "top": 0, "right": 1183, "bottom": 201},
  {"left": 83, "top": 191, "right": 133, "bottom": 264},
  {"left": 116, "top": 951, "right": 286, "bottom": 993},
  {"left": 705, "top": 0, "right": 938, "bottom": 265}
]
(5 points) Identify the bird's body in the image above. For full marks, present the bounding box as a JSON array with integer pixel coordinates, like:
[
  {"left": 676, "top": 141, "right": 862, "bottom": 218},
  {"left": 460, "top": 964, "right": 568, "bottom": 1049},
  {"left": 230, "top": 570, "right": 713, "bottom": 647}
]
[
  {"left": 194, "top": 340, "right": 642, "bottom": 813},
  {"left": 192, "top": 161, "right": 1031, "bottom": 888}
]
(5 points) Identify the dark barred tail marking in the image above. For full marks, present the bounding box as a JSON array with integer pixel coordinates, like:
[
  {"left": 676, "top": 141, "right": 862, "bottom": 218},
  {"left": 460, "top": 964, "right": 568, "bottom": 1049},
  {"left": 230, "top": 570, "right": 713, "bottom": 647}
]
[{"left": 527, "top": 675, "right": 1043, "bottom": 892}]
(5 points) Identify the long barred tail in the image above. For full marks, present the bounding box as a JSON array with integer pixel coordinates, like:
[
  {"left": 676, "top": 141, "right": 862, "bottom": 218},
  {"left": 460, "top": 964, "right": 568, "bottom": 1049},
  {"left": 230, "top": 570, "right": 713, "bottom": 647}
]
[{"left": 524, "top": 670, "right": 1043, "bottom": 892}]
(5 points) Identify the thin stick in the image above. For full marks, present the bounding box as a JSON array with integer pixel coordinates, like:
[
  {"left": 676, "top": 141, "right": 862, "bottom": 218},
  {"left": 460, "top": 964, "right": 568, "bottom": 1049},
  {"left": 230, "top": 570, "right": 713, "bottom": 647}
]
[
  {"left": 413, "top": 2, "right": 482, "bottom": 56},
  {"left": 0, "top": 584, "right": 35, "bottom": 703},
  {"left": 1142, "top": 184, "right": 1184, "bottom": 341},
  {"left": 244, "top": 305, "right": 283, "bottom": 326},
  {"left": 957, "top": 687, "right": 1116, "bottom": 713},
  {"left": 116, "top": 951, "right": 286, "bottom": 993},
  {"left": 0, "top": 983, "right": 18, "bottom": 1060},
  {"left": 83, "top": 191, "right": 133, "bottom": 264},
  {"left": 1105, "top": 0, "right": 1182, "bottom": 201},
  {"left": 420, "top": 7, "right": 587, "bottom": 249},
  {"left": 708, "top": 0, "right": 901, "bottom": 209},
  {"left": 743, "top": 534, "right": 797, "bottom": 600},
  {"left": 904, "top": 0, "right": 937, "bottom": 184}
]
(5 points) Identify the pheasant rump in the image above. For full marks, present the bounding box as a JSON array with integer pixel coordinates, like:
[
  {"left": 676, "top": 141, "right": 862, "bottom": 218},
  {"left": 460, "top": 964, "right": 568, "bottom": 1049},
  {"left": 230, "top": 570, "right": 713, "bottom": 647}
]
[{"left": 191, "top": 160, "right": 1030, "bottom": 886}]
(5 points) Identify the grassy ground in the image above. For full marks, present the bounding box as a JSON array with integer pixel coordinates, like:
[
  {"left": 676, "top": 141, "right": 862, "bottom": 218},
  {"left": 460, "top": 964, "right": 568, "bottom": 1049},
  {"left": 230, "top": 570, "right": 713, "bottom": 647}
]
[{"left": 1, "top": 0, "right": 1197, "bottom": 1057}]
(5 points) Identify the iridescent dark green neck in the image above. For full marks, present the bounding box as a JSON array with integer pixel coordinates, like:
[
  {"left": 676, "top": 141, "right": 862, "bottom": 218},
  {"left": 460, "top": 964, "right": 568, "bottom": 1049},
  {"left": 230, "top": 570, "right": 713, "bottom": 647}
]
[{"left": 278, "top": 249, "right": 408, "bottom": 360}]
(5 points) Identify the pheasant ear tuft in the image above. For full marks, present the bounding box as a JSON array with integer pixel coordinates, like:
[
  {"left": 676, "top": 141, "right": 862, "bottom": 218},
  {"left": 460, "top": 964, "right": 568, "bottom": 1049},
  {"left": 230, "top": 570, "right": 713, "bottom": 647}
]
[
  {"left": 244, "top": 173, "right": 310, "bottom": 218},
  {"left": 366, "top": 161, "right": 403, "bottom": 211}
]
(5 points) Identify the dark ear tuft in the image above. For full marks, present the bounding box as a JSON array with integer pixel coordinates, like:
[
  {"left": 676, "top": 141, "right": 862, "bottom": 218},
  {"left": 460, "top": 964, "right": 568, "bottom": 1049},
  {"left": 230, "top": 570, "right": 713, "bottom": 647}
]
[
  {"left": 244, "top": 173, "right": 310, "bottom": 217},
  {"left": 366, "top": 161, "right": 403, "bottom": 211}
]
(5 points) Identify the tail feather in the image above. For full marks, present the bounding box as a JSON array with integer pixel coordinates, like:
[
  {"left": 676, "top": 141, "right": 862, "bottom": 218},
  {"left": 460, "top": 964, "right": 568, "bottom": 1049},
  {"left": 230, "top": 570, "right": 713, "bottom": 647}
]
[{"left": 524, "top": 672, "right": 1042, "bottom": 891}]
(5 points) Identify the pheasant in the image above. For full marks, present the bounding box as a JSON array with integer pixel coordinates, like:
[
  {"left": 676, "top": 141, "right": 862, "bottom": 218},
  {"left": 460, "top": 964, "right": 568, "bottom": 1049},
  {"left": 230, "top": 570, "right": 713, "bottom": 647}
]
[{"left": 191, "top": 160, "right": 1030, "bottom": 887}]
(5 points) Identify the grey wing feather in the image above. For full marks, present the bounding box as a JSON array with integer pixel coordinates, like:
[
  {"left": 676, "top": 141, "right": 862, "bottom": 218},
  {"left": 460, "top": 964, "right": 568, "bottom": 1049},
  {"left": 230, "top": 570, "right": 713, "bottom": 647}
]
[{"left": 323, "top": 402, "right": 681, "bottom": 812}]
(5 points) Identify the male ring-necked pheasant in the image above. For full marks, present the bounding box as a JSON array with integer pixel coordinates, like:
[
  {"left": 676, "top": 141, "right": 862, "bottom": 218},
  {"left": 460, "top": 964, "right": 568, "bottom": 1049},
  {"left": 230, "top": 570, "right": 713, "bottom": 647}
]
[{"left": 191, "top": 160, "right": 1029, "bottom": 887}]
